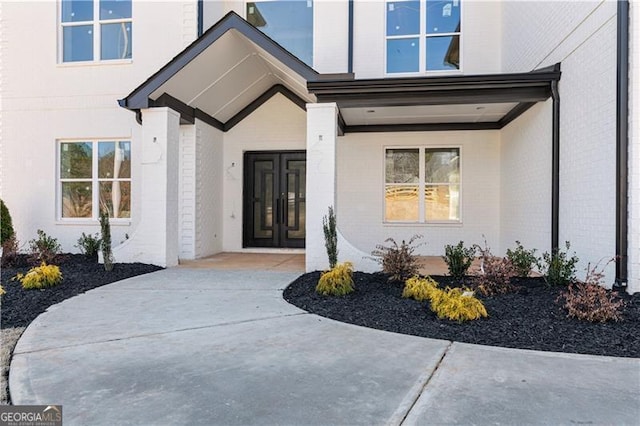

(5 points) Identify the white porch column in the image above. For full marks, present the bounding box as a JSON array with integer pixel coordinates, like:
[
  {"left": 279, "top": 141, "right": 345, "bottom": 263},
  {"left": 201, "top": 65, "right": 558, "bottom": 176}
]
[
  {"left": 306, "top": 103, "right": 338, "bottom": 272},
  {"left": 112, "top": 107, "right": 180, "bottom": 267}
]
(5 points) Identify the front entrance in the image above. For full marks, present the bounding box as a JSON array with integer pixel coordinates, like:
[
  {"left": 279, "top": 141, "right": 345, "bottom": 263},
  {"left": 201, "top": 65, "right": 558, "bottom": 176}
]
[{"left": 243, "top": 151, "right": 306, "bottom": 248}]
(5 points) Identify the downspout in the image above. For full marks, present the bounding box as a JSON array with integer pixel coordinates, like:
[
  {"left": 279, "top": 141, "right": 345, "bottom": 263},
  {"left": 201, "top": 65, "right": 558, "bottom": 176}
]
[
  {"left": 348, "top": 0, "right": 354, "bottom": 73},
  {"left": 197, "top": 0, "right": 204, "bottom": 37},
  {"left": 551, "top": 79, "right": 560, "bottom": 253},
  {"left": 614, "top": 0, "right": 629, "bottom": 289}
]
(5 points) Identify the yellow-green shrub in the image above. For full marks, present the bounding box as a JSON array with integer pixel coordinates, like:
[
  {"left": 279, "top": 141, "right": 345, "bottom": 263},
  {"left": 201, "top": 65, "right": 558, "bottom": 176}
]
[
  {"left": 429, "top": 287, "right": 488, "bottom": 322},
  {"left": 0, "top": 285, "right": 5, "bottom": 296},
  {"left": 316, "top": 262, "right": 355, "bottom": 296},
  {"left": 14, "top": 262, "right": 63, "bottom": 290},
  {"left": 402, "top": 276, "right": 438, "bottom": 302}
]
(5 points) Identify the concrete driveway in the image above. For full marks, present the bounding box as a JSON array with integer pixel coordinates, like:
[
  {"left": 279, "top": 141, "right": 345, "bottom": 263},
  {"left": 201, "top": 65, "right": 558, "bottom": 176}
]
[{"left": 9, "top": 268, "right": 640, "bottom": 425}]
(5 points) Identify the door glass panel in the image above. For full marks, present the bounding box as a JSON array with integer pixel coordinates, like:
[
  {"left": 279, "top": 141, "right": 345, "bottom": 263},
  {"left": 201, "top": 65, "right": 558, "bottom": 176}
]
[
  {"left": 253, "top": 161, "right": 273, "bottom": 239},
  {"left": 286, "top": 160, "right": 306, "bottom": 240}
]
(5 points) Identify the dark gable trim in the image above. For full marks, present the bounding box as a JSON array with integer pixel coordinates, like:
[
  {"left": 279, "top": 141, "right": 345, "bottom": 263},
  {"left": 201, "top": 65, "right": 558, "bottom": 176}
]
[
  {"left": 224, "top": 84, "right": 307, "bottom": 131},
  {"left": 498, "top": 102, "right": 536, "bottom": 128},
  {"left": 615, "top": 0, "right": 629, "bottom": 289},
  {"left": 119, "top": 11, "right": 318, "bottom": 111},
  {"left": 151, "top": 84, "right": 308, "bottom": 132}
]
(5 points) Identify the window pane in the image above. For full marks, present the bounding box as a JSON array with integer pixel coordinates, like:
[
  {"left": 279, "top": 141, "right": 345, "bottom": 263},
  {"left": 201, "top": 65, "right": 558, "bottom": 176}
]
[
  {"left": 61, "top": 142, "right": 92, "bottom": 178},
  {"left": 101, "top": 22, "right": 132, "bottom": 60},
  {"left": 100, "top": 181, "right": 131, "bottom": 218},
  {"left": 386, "top": 1, "right": 420, "bottom": 36},
  {"left": 386, "top": 185, "right": 419, "bottom": 221},
  {"left": 100, "top": 0, "right": 132, "bottom": 20},
  {"left": 247, "top": 1, "right": 313, "bottom": 66},
  {"left": 426, "top": 35, "right": 459, "bottom": 70},
  {"left": 425, "top": 148, "right": 459, "bottom": 183},
  {"left": 386, "top": 149, "right": 419, "bottom": 183},
  {"left": 99, "top": 141, "right": 131, "bottom": 178},
  {"left": 63, "top": 25, "right": 94, "bottom": 62},
  {"left": 62, "top": 181, "right": 92, "bottom": 218},
  {"left": 62, "top": 0, "right": 93, "bottom": 22},
  {"left": 425, "top": 184, "right": 459, "bottom": 221},
  {"left": 426, "top": 0, "right": 461, "bottom": 34},
  {"left": 386, "top": 38, "right": 419, "bottom": 73}
]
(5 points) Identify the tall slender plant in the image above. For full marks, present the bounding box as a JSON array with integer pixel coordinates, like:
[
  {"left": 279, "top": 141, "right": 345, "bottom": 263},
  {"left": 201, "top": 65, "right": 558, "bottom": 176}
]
[
  {"left": 323, "top": 206, "right": 338, "bottom": 269},
  {"left": 99, "top": 208, "right": 114, "bottom": 271}
]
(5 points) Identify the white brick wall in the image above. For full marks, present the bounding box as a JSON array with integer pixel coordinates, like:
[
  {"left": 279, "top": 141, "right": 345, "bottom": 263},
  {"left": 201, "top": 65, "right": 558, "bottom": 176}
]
[
  {"left": 336, "top": 130, "right": 501, "bottom": 259},
  {"left": 179, "top": 126, "right": 197, "bottom": 259},
  {"left": 500, "top": 101, "right": 552, "bottom": 257}
]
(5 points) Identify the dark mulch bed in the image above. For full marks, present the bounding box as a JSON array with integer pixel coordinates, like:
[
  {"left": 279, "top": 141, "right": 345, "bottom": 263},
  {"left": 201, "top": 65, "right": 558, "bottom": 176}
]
[
  {"left": 284, "top": 272, "right": 640, "bottom": 358},
  {"left": 1, "top": 254, "right": 162, "bottom": 328}
]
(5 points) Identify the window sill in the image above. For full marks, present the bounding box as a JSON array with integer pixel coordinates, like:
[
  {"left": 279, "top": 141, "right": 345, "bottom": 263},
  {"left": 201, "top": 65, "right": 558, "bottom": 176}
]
[
  {"left": 384, "top": 69, "right": 464, "bottom": 78},
  {"left": 57, "top": 59, "right": 133, "bottom": 68},
  {"left": 56, "top": 219, "right": 132, "bottom": 226},
  {"left": 383, "top": 221, "right": 463, "bottom": 227}
]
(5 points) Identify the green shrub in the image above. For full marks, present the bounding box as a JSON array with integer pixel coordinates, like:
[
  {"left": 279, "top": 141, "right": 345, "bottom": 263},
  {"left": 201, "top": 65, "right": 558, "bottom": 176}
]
[
  {"left": 429, "top": 287, "right": 488, "bottom": 322},
  {"left": 75, "top": 232, "right": 102, "bottom": 260},
  {"left": 316, "top": 262, "right": 355, "bottom": 296},
  {"left": 443, "top": 241, "right": 475, "bottom": 280},
  {"left": 100, "top": 209, "right": 114, "bottom": 271},
  {"left": 28, "top": 229, "right": 61, "bottom": 264},
  {"left": 402, "top": 276, "right": 438, "bottom": 302},
  {"left": 14, "top": 262, "right": 63, "bottom": 290},
  {"left": 1, "top": 199, "right": 15, "bottom": 245},
  {"left": 506, "top": 241, "right": 538, "bottom": 277},
  {"left": 323, "top": 206, "right": 338, "bottom": 269},
  {"left": 539, "top": 241, "right": 578, "bottom": 286},
  {"left": 371, "top": 235, "right": 424, "bottom": 282}
]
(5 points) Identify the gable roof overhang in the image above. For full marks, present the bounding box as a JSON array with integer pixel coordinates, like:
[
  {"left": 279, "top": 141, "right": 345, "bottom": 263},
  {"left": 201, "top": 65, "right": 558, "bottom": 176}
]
[
  {"left": 308, "top": 64, "right": 561, "bottom": 134},
  {"left": 118, "top": 12, "right": 332, "bottom": 131}
]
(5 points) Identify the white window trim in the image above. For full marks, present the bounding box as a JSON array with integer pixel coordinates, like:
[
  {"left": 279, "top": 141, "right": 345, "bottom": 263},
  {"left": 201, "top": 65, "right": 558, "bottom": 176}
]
[
  {"left": 384, "top": 0, "right": 463, "bottom": 76},
  {"left": 58, "top": 0, "right": 133, "bottom": 64},
  {"left": 383, "top": 145, "right": 462, "bottom": 225},
  {"left": 57, "top": 139, "right": 132, "bottom": 222}
]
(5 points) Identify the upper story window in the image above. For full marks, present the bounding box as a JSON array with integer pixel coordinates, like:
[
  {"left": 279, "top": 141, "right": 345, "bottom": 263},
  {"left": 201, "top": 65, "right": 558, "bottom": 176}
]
[
  {"left": 386, "top": 0, "right": 460, "bottom": 74},
  {"left": 246, "top": 1, "right": 313, "bottom": 67},
  {"left": 385, "top": 147, "right": 460, "bottom": 222},
  {"left": 61, "top": 0, "right": 132, "bottom": 63},
  {"left": 59, "top": 140, "right": 131, "bottom": 219}
]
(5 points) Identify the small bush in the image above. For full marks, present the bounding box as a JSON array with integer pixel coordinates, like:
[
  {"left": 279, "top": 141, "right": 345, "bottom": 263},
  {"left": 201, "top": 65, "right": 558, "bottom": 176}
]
[
  {"left": 28, "top": 229, "right": 61, "bottom": 264},
  {"left": 1, "top": 234, "right": 20, "bottom": 267},
  {"left": 443, "top": 241, "right": 475, "bottom": 280},
  {"left": 559, "top": 259, "right": 625, "bottom": 322},
  {"left": 474, "top": 240, "right": 516, "bottom": 296},
  {"left": 1, "top": 199, "right": 15, "bottom": 245},
  {"left": 76, "top": 232, "right": 102, "bottom": 260},
  {"left": 402, "top": 276, "right": 438, "bottom": 302},
  {"left": 100, "top": 209, "right": 114, "bottom": 271},
  {"left": 323, "top": 206, "right": 338, "bottom": 269},
  {"left": 506, "top": 241, "right": 538, "bottom": 277},
  {"left": 539, "top": 241, "right": 578, "bottom": 286},
  {"left": 429, "top": 287, "right": 488, "bottom": 322},
  {"left": 0, "top": 284, "right": 5, "bottom": 296},
  {"left": 14, "top": 262, "right": 63, "bottom": 290},
  {"left": 316, "top": 262, "right": 355, "bottom": 296},
  {"left": 371, "top": 235, "right": 424, "bottom": 282}
]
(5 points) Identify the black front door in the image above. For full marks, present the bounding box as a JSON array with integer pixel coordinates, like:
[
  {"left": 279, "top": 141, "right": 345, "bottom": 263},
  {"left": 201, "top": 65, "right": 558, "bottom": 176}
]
[{"left": 243, "top": 151, "right": 306, "bottom": 248}]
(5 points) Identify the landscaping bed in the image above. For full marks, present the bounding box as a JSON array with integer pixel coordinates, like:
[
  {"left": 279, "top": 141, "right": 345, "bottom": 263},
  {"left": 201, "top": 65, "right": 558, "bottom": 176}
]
[{"left": 283, "top": 271, "right": 640, "bottom": 358}]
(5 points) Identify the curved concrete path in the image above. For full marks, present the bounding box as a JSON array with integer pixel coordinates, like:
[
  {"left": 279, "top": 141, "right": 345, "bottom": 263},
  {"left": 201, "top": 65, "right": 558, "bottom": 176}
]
[{"left": 10, "top": 268, "right": 640, "bottom": 425}]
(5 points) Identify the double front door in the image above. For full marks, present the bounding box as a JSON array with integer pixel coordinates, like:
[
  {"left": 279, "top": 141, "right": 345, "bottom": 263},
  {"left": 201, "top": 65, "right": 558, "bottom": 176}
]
[{"left": 243, "top": 151, "right": 306, "bottom": 248}]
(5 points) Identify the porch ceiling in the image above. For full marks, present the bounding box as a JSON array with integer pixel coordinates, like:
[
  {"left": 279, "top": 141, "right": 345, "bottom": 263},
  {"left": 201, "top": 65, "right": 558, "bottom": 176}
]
[{"left": 118, "top": 12, "right": 320, "bottom": 131}]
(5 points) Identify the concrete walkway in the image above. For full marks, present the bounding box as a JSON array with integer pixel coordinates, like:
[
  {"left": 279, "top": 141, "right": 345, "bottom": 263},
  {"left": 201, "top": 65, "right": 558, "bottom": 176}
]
[{"left": 9, "top": 268, "right": 640, "bottom": 425}]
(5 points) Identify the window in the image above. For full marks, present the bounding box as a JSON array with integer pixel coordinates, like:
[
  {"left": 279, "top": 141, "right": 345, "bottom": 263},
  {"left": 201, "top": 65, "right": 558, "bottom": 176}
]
[
  {"left": 61, "top": 0, "right": 132, "bottom": 62},
  {"left": 59, "top": 140, "right": 131, "bottom": 219},
  {"left": 246, "top": 1, "right": 313, "bottom": 67},
  {"left": 386, "top": 0, "right": 460, "bottom": 74},
  {"left": 385, "top": 147, "right": 460, "bottom": 222}
]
